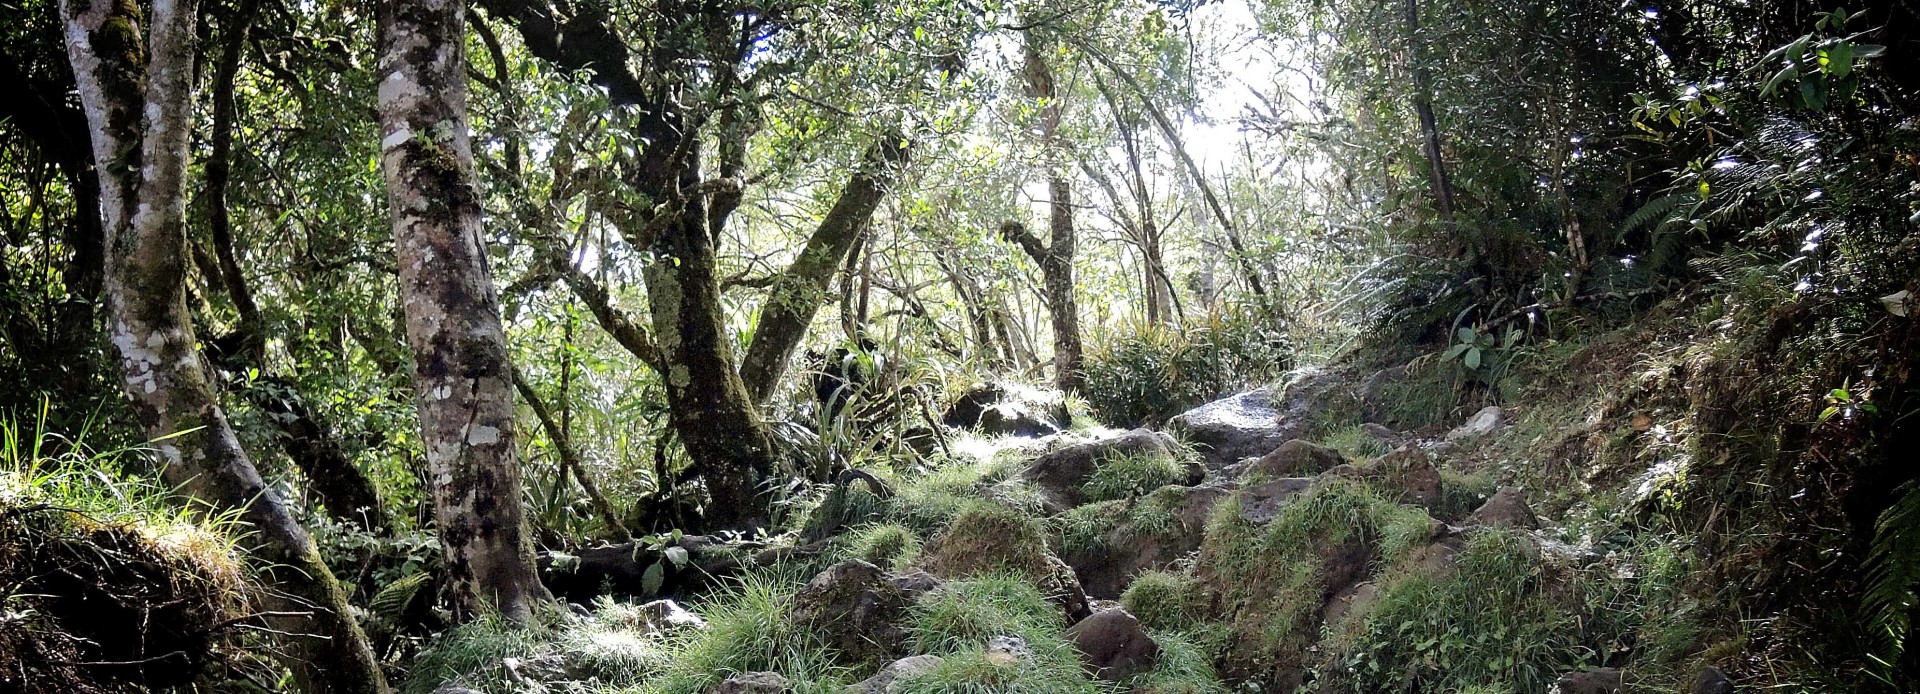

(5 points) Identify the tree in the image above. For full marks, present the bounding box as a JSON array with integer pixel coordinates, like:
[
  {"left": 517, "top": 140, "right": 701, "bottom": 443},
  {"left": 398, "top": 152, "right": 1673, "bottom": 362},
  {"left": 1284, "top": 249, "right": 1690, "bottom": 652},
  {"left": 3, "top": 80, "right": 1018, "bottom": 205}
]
[
  {"left": 376, "top": 0, "right": 545, "bottom": 622},
  {"left": 1006, "top": 37, "right": 1084, "bottom": 392},
  {"left": 59, "top": 0, "right": 390, "bottom": 688}
]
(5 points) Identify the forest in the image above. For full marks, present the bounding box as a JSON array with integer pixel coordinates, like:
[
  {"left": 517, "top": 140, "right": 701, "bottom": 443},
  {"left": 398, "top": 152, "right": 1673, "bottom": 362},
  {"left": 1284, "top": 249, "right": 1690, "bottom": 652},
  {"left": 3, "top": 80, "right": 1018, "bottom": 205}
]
[{"left": 1, "top": 0, "right": 1918, "bottom": 691}]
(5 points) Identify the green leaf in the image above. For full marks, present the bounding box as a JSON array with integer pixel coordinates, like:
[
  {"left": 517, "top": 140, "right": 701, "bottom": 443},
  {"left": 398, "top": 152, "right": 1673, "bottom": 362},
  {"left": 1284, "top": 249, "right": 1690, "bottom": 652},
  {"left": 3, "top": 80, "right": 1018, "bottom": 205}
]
[
  {"left": 665, "top": 546, "right": 690, "bottom": 567},
  {"left": 1443, "top": 343, "right": 1471, "bottom": 362},
  {"left": 1763, "top": 65, "right": 1800, "bottom": 96},
  {"left": 641, "top": 561, "right": 665, "bottom": 596},
  {"left": 1828, "top": 42, "right": 1855, "bottom": 78},
  {"left": 1465, "top": 348, "right": 1482, "bottom": 370},
  {"left": 1456, "top": 326, "right": 1477, "bottom": 344}
]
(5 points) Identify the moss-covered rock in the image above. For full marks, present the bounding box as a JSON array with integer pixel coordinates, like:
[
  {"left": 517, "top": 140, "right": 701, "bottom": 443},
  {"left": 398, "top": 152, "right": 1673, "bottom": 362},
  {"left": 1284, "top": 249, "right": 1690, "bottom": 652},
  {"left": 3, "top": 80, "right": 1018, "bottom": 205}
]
[{"left": 920, "top": 504, "right": 1092, "bottom": 622}]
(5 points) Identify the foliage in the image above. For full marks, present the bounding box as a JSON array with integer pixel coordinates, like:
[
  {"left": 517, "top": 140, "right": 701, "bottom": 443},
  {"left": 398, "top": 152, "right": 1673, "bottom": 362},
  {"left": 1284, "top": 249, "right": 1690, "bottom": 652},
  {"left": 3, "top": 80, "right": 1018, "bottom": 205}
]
[
  {"left": 1081, "top": 309, "right": 1291, "bottom": 427},
  {"left": 1120, "top": 570, "right": 1205, "bottom": 632},
  {"left": 1081, "top": 450, "right": 1191, "bottom": 503}
]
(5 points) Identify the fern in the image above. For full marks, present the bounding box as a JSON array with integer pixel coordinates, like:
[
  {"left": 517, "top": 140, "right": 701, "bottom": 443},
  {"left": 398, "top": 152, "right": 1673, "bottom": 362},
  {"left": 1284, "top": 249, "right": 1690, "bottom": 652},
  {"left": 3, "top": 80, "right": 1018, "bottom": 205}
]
[
  {"left": 369, "top": 571, "right": 430, "bottom": 626},
  {"left": 1863, "top": 482, "right": 1920, "bottom": 681}
]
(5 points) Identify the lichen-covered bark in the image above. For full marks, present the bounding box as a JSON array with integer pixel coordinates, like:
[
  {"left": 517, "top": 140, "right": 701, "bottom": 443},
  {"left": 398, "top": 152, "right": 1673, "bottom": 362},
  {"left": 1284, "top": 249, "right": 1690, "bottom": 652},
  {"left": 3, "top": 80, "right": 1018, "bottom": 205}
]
[
  {"left": 60, "top": 0, "right": 390, "bottom": 690},
  {"left": 740, "top": 138, "right": 909, "bottom": 404},
  {"left": 375, "top": 0, "right": 544, "bottom": 623},
  {"left": 639, "top": 143, "right": 779, "bottom": 527}
]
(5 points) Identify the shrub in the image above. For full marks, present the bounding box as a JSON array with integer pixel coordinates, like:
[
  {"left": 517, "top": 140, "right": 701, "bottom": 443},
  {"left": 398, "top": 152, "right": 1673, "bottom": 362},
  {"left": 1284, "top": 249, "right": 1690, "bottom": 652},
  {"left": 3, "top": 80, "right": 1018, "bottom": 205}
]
[{"left": 1081, "top": 309, "right": 1290, "bottom": 428}]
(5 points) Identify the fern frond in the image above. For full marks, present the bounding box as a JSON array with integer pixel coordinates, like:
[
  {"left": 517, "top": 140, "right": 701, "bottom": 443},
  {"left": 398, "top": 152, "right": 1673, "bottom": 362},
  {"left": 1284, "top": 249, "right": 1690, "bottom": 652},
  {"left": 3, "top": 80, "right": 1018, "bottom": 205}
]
[
  {"left": 1863, "top": 483, "right": 1920, "bottom": 675},
  {"left": 369, "top": 571, "right": 431, "bottom": 625}
]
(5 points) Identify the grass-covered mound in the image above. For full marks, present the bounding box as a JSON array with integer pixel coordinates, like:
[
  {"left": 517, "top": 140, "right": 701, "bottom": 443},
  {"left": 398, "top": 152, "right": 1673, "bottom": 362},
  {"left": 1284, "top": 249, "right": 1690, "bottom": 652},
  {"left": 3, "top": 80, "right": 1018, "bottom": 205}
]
[{"left": 1, "top": 439, "right": 249, "bottom": 693}]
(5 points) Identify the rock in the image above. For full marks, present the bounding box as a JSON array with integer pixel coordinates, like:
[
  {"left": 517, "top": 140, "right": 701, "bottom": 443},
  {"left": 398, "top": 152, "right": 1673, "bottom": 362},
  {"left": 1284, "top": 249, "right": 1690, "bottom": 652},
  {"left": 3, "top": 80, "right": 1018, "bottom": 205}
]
[
  {"left": 1467, "top": 487, "right": 1538, "bottom": 529},
  {"left": 1064, "top": 608, "right": 1160, "bottom": 681},
  {"left": 1445, "top": 405, "right": 1507, "bottom": 443},
  {"left": 1554, "top": 667, "right": 1624, "bottom": 694},
  {"left": 1062, "top": 485, "right": 1229, "bottom": 599},
  {"left": 1236, "top": 477, "right": 1315, "bottom": 524},
  {"left": 922, "top": 505, "right": 1091, "bottom": 623},
  {"left": 709, "top": 671, "right": 790, "bottom": 694},
  {"left": 887, "top": 570, "right": 944, "bottom": 597},
  {"left": 1362, "top": 422, "right": 1398, "bottom": 442},
  {"left": 1691, "top": 667, "right": 1733, "bottom": 694},
  {"left": 1320, "top": 581, "right": 1380, "bottom": 630},
  {"left": 846, "top": 654, "right": 944, "bottom": 693},
  {"left": 1245, "top": 439, "right": 1346, "bottom": 480},
  {"left": 1372, "top": 451, "right": 1442, "bottom": 510},
  {"left": 638, "top": 598, "right": 707, "bottom": 633},
  {"left": 431, "top": 687, "right": 484, "bottom": 694},
  {"left": 791, "top": 560, "right": 915, "bottom": 667},
  {"left": 943, "top": 382, "right": 1069, "bottom": 436},
  {"left": 984, "top": 635, "right": 1033, "bottom": 666},
  {"left": 1167, "top": 389, "right": 1293, "bottom": 469},
  {"left": 977, "top": 403, "right": 1060, "bottom": 437},
  {"left": 1018, "top": 428, "right": 1178, "bottom": 513}
]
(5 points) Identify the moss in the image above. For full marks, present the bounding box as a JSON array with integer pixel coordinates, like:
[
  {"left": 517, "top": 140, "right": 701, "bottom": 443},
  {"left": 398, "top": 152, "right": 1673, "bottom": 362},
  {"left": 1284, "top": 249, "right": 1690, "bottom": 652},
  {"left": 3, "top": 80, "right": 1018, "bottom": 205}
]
[
  {"left": 1435, "top": 466, "right": 1498, "bottom": 522},
  {"left": 921, "top": 502, "right": 1053, "bottom": 583},
  {"left": 1120, "top": 570, "right": 1205, "bottom": 632}
]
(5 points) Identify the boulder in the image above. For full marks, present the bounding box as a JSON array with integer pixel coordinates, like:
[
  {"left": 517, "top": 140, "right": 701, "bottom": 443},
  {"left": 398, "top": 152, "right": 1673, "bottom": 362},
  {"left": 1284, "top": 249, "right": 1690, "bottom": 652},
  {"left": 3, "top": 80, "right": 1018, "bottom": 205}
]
[
  {"left": 921, "top": 506, "right": 1091, "bottom": 623},
  {"left": 1554, "top": 667, "right": 1625, "bottom": 694},
  {"left": 1361, "top": 422, "right": 1399, "bottom": 442},
  {"left": 1018, "top": 428, "right": 1178, "bottom": 513},
  {"left": 1359, "top": 365, "right": 1409, "bottom": 425},
  {"left": 943, "top": 382, "right": 1068, "bottom": 436},
  {"left": 1245, "top": 439, "right": 1346, "bottom": 480},
  {"left": 977, "top": 403, "right": 1059, "bottom": 438},
  {"left": 1320, "top": 581, "right": 1380, "bottom": 631},
  {"left": 709, "top": 672, "right": 790, "bottom": 694},
  {"left": 1467, "top": 487, "right": 1538, "bottom": 529},
  {"left": 791, "top": 560, "right": 915, "bottom": 667},
  {"left": 1445, "top": 405, "right": 1507, "bottom": 443},
  {"left": 1167, "top": 389, "right": 1293, "bottom": 469},
  {"left": 638, "top": 598, "right": 708, "bottom": 633},
  {"left": 846, "top": 655, "right": 944, "bottom": 693},
  {"left": 1691, "top": 667, "right": 1733, "bottom": 694},
  {"left": 984, "top": 635, "right": 1033, "bottom": 666},
  {"left": 1064, "top": 608, "right": 1160, "bottom": 681},
  {"left": 1235, "top": 477, "right": 1315, "bottom": 525},
  {"left": 1062, "top": 485, "right": 1230, "bottom": 598}
]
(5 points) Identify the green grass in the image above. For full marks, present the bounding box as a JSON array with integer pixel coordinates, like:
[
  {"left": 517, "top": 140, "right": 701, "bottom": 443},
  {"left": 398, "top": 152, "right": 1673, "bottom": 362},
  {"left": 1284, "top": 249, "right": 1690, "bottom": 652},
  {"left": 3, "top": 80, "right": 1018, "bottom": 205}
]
[
  {"left": 843, "top": 522, "right": 923, "bottom": 572},
  {"left": 1082, "top": 451, "right": 1190, "bottom": 503},
  {"left": 1127, "top": 629, "right": 1229, "bottom": 694},
  {"left": 1321, "top": 424, "right": 1391, "bottom": 461},
  {"left": 898, "top": 575, "right": 1100, "bottom": 694},
  {"left": 1315, "top": 528, "right": 1593, "bottom": 693},
  {"left": 1195, "top": 479, "right": 1436, "bottom": 684},
  {"left": 1120, "top": 570, "right": 1205, "bottom": 633}
]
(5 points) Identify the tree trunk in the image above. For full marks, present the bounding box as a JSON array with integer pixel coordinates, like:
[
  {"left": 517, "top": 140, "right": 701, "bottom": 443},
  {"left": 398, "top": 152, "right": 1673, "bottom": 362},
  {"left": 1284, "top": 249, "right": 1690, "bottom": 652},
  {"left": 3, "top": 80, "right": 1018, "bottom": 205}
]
[
  {"left": 638, "top": 145, "right": 779, "bottom": 528},
  {"left": 739, "top": 138, "right": 908, "bottom": 404},
  {"left": 1404, "top": 0, "right": 1457, "bottom": 224},
  {"left": 1017, "top": 40, "right": 1082, "bottom": 392},
  {"left": 376, "top": 0, "right": 544, "bottom": 624},
  {"left": 61, "top": 0, "right": 390, "bottom": 690}
]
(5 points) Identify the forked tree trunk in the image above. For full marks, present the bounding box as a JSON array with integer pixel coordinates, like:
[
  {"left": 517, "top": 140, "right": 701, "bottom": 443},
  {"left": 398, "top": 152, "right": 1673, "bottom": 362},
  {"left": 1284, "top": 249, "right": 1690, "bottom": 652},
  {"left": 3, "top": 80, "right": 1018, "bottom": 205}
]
[
  {"left": 639, "top": 145, "right": 780, "bottom": 527},
  {"left": 60, "top": 0, "right": 389, "bottom": 690},
  {"left": 376, "top": 0, "right": 544, "bottom": 624}
]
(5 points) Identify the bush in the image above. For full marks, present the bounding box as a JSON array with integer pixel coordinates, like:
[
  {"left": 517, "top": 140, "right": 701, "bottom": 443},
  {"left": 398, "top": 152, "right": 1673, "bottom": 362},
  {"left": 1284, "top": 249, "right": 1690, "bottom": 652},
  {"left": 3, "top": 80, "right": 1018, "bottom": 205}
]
[{"left": 1081, "top": 309, "right": 1290, "bottom": 428}]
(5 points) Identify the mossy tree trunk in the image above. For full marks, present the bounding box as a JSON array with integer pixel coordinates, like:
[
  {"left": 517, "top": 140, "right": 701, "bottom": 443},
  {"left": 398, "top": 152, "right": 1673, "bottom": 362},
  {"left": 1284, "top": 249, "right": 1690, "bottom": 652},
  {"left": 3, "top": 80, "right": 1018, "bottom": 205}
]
[
  {"left": 375, "top": 0, "right": 544, "bottom": 623},
  {"left": 740, "top": 138, "right": 910, "bottom": 405},
  {"left": 60, "top": 0, "right": 390, "bottom": 690},
  {"left": 1010, "top": 38, "right": 1083, "bottom": 392}
]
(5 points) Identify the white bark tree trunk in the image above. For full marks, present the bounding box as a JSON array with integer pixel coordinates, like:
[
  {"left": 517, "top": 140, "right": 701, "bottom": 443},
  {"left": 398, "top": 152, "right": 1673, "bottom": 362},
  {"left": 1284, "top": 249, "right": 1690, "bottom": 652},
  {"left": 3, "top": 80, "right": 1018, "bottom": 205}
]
[
  {"left": 61, "top": 0, "right": 390, "bottom": 689},
  {"left": 376, "top": 0, "right": 545, "bottom": 623}
]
